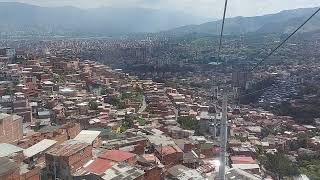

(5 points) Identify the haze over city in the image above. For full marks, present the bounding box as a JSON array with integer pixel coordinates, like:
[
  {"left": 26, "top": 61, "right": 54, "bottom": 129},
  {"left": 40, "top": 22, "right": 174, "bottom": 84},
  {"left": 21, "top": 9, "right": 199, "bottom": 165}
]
[
  {"left": 1, "top": 0, "right": 320, "bottom": 18},
  {"left": 0, "top": 0, "right": 320, "bottom": 180}
]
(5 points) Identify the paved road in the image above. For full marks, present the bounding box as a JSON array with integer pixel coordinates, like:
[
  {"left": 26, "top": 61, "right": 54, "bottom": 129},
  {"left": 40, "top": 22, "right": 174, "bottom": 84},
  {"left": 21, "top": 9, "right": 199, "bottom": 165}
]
[
  {"left": 174, "top": 108, "right": 178, "bottom": 121},
  {"left": 137, "top": 95, "right": 147, "bottom": 113}
]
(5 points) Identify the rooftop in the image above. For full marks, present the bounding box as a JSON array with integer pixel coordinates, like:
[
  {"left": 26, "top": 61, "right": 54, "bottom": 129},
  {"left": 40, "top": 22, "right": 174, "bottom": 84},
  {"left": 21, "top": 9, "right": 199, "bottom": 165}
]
[
  {"left": 231, "top": 156, "right": 256, "bottom": 164},
  {"left": 0, "top": 157, "right": 18, "bottom": 176},
  {"left": 156, "top": 145, "right": 183, "bottom": 155},
  {"left": 46, "top": 140, "right": 90, "bottom": 157},
  {"left": 102, "top": 163, "right": 145, "bottom": 180},
  {"left": 167, "top": 164, "right": 204, "bottom": 180},
  {"left": 225, "top": 168, "right": 261, "bottom": 180},
  {"left": 231, "top": 164, "right": 260, "bottom": 170},
  {"left": 142, "top": 154, "right": 159, "bottom": 163},
  {"left": 99, "top": 150, "right": 135, "bottom": 162},
  {"left": 74, "top": 130, "right": 101, "bottom": 144},
  {"left": 0, "top": 143, "right": 23, "bottom": 157},
  {"left": 0, "top": 113, "right": 10, "bottom": 120},
  {"left": 84, "top": 158, "right": 113, "bottom": 175},
  {"left": 145, "top": 135, "right": 175, "bottom": 146},
  {"left": 24, "top": 139, "right": 57, "bottom": 158},
  {"left": 246, "top": 126, "right": 262, "bottom": 133}
]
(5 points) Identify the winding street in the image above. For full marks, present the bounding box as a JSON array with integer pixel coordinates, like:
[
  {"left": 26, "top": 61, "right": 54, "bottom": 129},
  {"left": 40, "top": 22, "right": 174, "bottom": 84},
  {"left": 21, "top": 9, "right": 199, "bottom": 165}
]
[{"left": 137, "top": 95, "right": 147, "bottom": 113}]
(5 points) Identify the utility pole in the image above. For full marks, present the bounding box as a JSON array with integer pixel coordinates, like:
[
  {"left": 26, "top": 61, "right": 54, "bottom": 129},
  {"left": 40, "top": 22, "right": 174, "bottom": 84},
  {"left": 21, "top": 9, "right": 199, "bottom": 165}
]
[{"left": 218, "top": 92, "right": 228, "bottom": 180}]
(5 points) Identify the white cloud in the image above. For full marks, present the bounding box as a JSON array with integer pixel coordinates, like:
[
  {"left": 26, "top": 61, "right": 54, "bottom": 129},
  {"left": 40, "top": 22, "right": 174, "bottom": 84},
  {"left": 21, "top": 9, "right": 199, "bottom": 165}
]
[{"left": 1, "top": 0, "right": 320, "bottom": 18}]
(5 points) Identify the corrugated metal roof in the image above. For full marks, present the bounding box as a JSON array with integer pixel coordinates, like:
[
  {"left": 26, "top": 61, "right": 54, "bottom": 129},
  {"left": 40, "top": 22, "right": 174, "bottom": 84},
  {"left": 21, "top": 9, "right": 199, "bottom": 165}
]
[
  {"left": 46, "top": 140, "right": 90, "bottom": 157},
  {"left": 24, "top": 139, "right": 57, "bottom": 158},
  {"left": 231, "top": 156, "right": 256, "bottom": 164},
  {"left": 0, "top": 157, "right": 18, "bottom": 176},
  {"left": 99, "top": 150, "right": 135, "bottom": 162},
  {"left": 156, "top": 145, "right": 183, "bottom": 155},
  {"left": 225, "top": 168, "right": 261, "bottom": 180},
  {"left": 231, "top": 164, "right": 260, "bottom": 170},
  {"left": 85, "top": 158, "right": 113, "bottom": 175},
  {"left": 74, "top": 130, "right": 101, "bottom": 144},
  {"left": 102, "top": 163, "right": 144, "bottom": 180},
  {"left": 145, "top": 135, "right": 175, "bottom": 146},
  {"left": 167, "top": 165, "right": 204, "bottom": 180},
  {"left": 0, "top": 143, "right": 23, "bottom": 157},
  {"left": 0, "top": 113, "right": 10, "bottom": 120}
]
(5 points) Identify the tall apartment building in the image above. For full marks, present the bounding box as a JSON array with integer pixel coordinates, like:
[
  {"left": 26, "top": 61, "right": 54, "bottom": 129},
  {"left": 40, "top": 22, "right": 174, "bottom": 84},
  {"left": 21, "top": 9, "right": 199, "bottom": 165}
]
[
  {"left": 232, "top": 70, "right": 252, "bottom": 88},
  {"left": 0, "top": 48, "right": 16, "bottom": 58}
]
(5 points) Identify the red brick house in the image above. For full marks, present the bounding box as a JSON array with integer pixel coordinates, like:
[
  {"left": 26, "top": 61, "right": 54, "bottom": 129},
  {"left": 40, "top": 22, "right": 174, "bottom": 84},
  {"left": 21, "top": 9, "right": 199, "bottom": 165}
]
[
  {"left": 155, "top": 145, "right": 183, "bottom": 167},
  {"left": 0, "top": 113, "right": 23, "bottom": 143},
  {"left": 45, "top": 140, "right": 92, "bottom": 180}
]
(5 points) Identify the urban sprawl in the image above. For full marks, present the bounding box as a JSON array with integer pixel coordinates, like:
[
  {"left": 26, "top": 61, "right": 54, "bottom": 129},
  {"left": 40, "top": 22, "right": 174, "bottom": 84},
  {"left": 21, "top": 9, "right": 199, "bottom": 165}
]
[{"left": 0, "top": 34, "right": 320, "bottom": 180}]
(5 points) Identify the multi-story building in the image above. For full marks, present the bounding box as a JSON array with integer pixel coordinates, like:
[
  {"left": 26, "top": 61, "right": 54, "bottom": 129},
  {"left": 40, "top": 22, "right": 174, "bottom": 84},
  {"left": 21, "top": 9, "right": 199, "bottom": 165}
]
[
  {"left": 232, "top": 70, "right": 252, "bottom": 88},
  {"left": 0, "top": 93, "right": 33, "bottom": 122},
  {"left": 199, "top": 107, "right": 221, "bottom": 136},
  {"left": 0, "top": 48, "right": 16, "bottom": 58},
  {"left": 155, "top": 144, "right": 183, "bottom": 167},
  {"left": 0, "top": 113, "right": 23, "bottom": 143},
  {"left": 45, "top": 140, "right": 92, "bottom": 180}
]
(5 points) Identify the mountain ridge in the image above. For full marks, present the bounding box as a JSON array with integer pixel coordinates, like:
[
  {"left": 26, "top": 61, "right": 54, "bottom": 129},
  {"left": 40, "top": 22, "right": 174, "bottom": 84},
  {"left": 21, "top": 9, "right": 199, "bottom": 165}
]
[
  {"left": 166, "top": 7, "right": 320, "bottom": 35},
  {"left": 0, "top": 2, "right": 208, "bottom": 36},
  {"left": 0, "top": 2, "right": 319, "bottom": 37}
]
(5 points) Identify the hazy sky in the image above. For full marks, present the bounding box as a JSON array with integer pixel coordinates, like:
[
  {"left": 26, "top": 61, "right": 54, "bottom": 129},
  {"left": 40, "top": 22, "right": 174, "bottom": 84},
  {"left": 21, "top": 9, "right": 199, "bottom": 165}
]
[{"left": 3, "top": 0, "right": 320, "bottom": 18}]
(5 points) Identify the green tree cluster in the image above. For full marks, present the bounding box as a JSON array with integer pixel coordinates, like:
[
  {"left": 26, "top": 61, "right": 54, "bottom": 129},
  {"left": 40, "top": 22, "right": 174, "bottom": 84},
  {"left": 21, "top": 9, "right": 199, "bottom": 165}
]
[
  {"left": 137, "top": 117, "right": 146, "bottom": 126},
  {"left": 121, "top": 91, "right": 143, "bottom": 102},
  {"left": 53, "top": 73, "right": 65, "bottom": 84},
  {"left": 120, "top": 114, "right": 134, "bottom": 132},
  {"left": 4, "top": 86, "right": 14, "bottom": 96},
  {"left": 272, "top": 100, "right": 320, "bottom": 124},
  {"left": 88, "top": 100, "right": 99, "bottom": 110},
  {"left": 299, "top": 160, "right": 320, "bottom": 180},
  {"left": 177, "top": 116, "right": 199, "bottom": 130},
  {"left": 263, "top": 153, "right": 299, "bottom": 179},
  {"left": 108, "top": 97, "right": 125, "bottom": 109},
  {"left": 299, "top": 82, "right": 320, "bottom": 95}
]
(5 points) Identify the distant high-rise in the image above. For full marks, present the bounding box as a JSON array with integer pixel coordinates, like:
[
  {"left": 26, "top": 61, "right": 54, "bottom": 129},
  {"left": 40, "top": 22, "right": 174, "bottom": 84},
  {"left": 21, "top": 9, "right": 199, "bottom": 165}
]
[
  {"left": 0, "top": 48, "right": 16, "bottom": 58},
  {"left": 232, "top": 70, "right": 252, "bottom": 88}
]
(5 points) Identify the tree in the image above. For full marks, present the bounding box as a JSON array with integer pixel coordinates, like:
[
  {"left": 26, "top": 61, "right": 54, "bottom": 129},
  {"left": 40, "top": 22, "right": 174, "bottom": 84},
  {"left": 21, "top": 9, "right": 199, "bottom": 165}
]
[
  {"left": 88, "top": 100, "right": 99, "bottom": 110},
  {"left": 100, "top": 88, "right": 107, "bottom": 95},
  {"left": 121, "top": 91, "right": 143, "bottom": 102},
  {"left": 120, "top": 114, "right": 134, "bottom": 132},
  {"left": 53, "top": 74, "right": 64, "bottom": 84},
  {"left": 261, "top": 127, "right": 273, "bottom": 138},
  {"left": 297, "top": 133, "right": 310, "bottom": 148},
  {"left": 177, "top": 116, "right": 199, "bottom": 130},
  {"left": 4, "top": 86, "right": 13, "bottom": 96},
  {"left": 299, "top": 83, "right": 320, "bottom": 95},
  {"left": 299, "top": 160, "right": 320, "bottom": 180},
  {"left": 272, "top": 100, "right": 320, "bottom": 125},
  {"left": 137, "top": 117, "right": 146, "bottom": 126},
  {"left": 108, "top": 97, "right": 125, "bottom": 109},
  {"left": 264, "top": 153, "right": 299, "bottom": 179}
]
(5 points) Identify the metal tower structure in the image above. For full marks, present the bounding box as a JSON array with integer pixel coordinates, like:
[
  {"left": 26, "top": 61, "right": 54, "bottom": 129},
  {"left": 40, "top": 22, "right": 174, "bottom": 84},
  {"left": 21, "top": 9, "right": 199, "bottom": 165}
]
[{"left": 218, "top": 92, "right": 228, "bottom": 180}]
